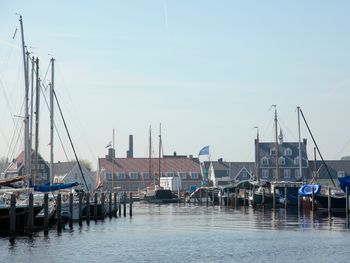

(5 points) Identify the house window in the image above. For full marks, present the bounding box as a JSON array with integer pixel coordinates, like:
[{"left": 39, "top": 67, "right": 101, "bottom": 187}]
[
  {"left": 129, "top": 172, "right": 138, "bottom": 180},
  {"left": 106, "top": 173, "right": 112, "bottom": 181},
  {"left": 278, "top": 157, "right": 285, "bottom": 166},
  {"left": 40, "top": 163, "right": 45, "bottom": 169},
  {"left": 240, "top": 171, "right": 248, "bottom": 179},
  {"left": 270, "top": 148, "right": 276, "bottom": 156},
  {"left": 284, "top": 169, "right": 291, "bottom": 179},
  {"left": 295, "top": 169, "right": 300, "bottom": 179},
  {"left": 179, "top": 172, "right": 187, "bottom": 179},
  {"left": 166, "top": 172, "right": 175, "bottom": 177},
  {"left": 190, "top": 172, "right": 199, "bottom": 179},
  {"left": 285, "top": 148, "right": 292, "bottom": 156},
  {"left": 261, "top": 157, "right": 269, "bottom": 166},
  {"left": 338, "top": 171, "right": 346, "bottom": 178},
  {"left": 294, "top": 157, "right": 300, "bottom": 166},
  {"left": 117, "top": 173, "right": 126, "bottom": 180},
  {"left": 143, "top": 172, "right": 149, "bottom": 180},
  {"left": 262, "top": 169, "right": 269, "bottom": 179}
]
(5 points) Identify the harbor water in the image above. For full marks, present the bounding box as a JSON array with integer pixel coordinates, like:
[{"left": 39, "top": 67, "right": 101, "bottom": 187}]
[{"left": 1, "top": 203, "right": 350, "bottom": 263}]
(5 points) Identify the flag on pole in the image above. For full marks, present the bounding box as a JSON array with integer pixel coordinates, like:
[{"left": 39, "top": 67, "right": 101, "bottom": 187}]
[
  {"left": 105, "top": 141, "right": 112, "bottom": 148},
  {"left": 198, "top": 145, "right": 209, "bottom": 156}
]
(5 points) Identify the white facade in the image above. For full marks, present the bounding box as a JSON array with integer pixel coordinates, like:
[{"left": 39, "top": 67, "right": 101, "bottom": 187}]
[{"left": 160, "top": 177, "right": 182, "bottom": 191}]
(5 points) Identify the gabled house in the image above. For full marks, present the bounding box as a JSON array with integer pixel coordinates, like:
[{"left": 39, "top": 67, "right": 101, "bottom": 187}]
[
  {"left": 257, "top": 138, "right": 310, "bottom": 182},
  {"left": 53, "top": 161, "right": 95, "bottom": 192},
  {"left": 98, "top": 149, "right": 202, "bottom": 192},
  {"left": 2, "top": 151, "right": 50, "bottom": 186},
  {"left": 308, "top": 160, "right": 350, "bottom": 187}
]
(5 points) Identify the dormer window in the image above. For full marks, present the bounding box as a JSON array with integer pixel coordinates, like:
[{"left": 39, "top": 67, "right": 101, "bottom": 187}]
[
  {"left": 338, "top": 171, "right": 345, "bottom": 178},
  {"left": 261, "top": 157, "right": 269, "bottom": 166},
  {"left": 270, "top": 148, "right": 276, "bottom": 156},
  {"left": 294, "top": 157, "right": 300, "bottom": 166},
  {"left": 285, "top": 148, "right": 292, "bottom": 156},
  {"left": 278, "top": 157, "right": 285, "bottom": 166}
]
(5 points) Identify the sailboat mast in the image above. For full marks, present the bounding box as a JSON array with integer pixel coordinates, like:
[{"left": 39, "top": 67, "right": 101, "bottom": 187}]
[
  {"left": 272, "top": 105, "right": 280, "bottom": 180},
  {"left": 254, "top": 126, "right": 260, "bottom": 184},
  {"left": 297, "top": 106, "right": 303, "bottom": 182},
  {"left": 34, "top": 57, "right": 40, "bottom": 185},
  {"left": 158, "top": 123, "right": 162, "bottom": 187},
  {"left": 29, "top": 55, "right": 35, "bottom": 180},
  {"left": 50, "top": 58, "right": 55, "bottom": 184},
  {"left": 112, "top": 128, "right": 115, "bottom": 190},
  {"left": 148, "top": 126, "right": 152, "bottom": 186},
  {"left": 19, "top": 15, "right": 30, "bottom": 184}
]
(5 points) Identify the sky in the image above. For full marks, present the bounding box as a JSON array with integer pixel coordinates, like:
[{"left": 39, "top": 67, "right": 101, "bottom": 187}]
[{"left": 0, "top": 1, "right": 350, "bottom": 170}]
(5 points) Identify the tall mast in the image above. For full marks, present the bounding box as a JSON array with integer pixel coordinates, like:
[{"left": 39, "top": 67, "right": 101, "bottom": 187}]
[
  {"left": 272, "top": 105, "right": 279, "bottom": 180},
  {"left": 34, "top": 58, "right": 40, "bottom": 185},
  {"left": 112, "top": 128, "right": 115, "bottom": 190},
  {"left": 158, "top": 123, "right": 162, "bottom": 187},
  {"left": 148, "top": 126, "right": 152, "bottom": 186},
  {"left": 29, "top": 55, "right": 35, "bottom": 179},
  {"left": 254, "top": 126, "right": 260, "bottom": 184},
  {"left": 19, "top": 15, "right": 30, "bottom": 184},
  {"left": 50, "top": 58, "right": 55, "bottom": 184},
  {"left": 297, "top": 106, "right": 303, "bottom": 182}
]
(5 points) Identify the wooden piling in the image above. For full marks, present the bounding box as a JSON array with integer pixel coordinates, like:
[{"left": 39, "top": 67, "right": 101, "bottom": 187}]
[
  {"left": 206, "top": 189, "right": 209, "bottom": 207},
  {"left": 273, "top": 187, "right": 276, "bottom": 209},
  {"left": 101, "top": 192, "right": 105, "bottom": 219},
  {"left": 199, "top": 189, "right": 202, "bottom": 205},
  {"left": 27, "top": 193, "right": 34, "bottom": 235},
  {"left": 311, "top": 187, "right": 315, "bottom": 212},
  {"left": 234, "top": 188, "right": 238, "bottom": 207},
  {"left": 297, "top": 189, "right": 301, "bottom": 215},
  {"left": 118, "top": 194, "right": 121, "bottom": 217},
  {"left": 78, "top": 192, "right": 83, "bottom": 226},
  {"left": 94, "top": 192, "right": 98, "bottom": 221},
  {"left": 346, "top": 187, "right": 349, "bottom": 222},
  {"left": 123, "top": 192, "right": 126, "bottom": 217},
  {"left": 69, "top": 193, "right": 73, "bottom": 228},
  {"left": 262, "top": 188, "right": 265, "bottom": 205},
  {"left": 44, "top": 193, "right": 49, "bottom": 233},
  {"left": 284, "top": 186, "right": 288, "bottom": 210},
  {"left": 113, "top": 192, "right": 117, "bottom": 217},
  {"left": 57, "top": 193, "right": 62, "bottom": 232},
  {"left": 129, "top": 192, "right": 133, "bottom": 217},
  {"left": 220, "top": 190, "right": 223, "bottom": 207},
  {"left": 109, "top": 192, "right": 112, "bottom": 218},
  {"left": 9, "top": 193, "right": 16, "bottom": 240},
  {"left": 86, "top": 193, "right": 90, "bottom": 224},
  {"left": 212, "top": 188, "right": 215, "bottom": 206},
  {"left": 243, "top": 189, "right": 246, "bottom": 207},
  {"left": 328, "top": 187, "right": 331, "bottom": 215}
]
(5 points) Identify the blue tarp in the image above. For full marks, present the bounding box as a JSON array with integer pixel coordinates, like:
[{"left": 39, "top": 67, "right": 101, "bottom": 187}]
[
  {"left": 338, "top": 176, "right": 350, "bottom": 193},
  {"left": 34, "top": 182, "right": 79, "bottom": 192},
  {"left": 298, "top": 184, "right": 321, "bottom": 196}
]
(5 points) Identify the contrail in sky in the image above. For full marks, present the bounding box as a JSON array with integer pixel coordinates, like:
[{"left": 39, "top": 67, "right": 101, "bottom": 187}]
[{"left": 163, "top": 0, "right": 169, "bottom": 34}]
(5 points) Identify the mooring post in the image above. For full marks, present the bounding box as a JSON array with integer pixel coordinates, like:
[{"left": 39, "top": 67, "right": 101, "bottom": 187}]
[
  {"left": 346, "top": 187, "right": 349, "bottom": 222},
  {"left": 94, "top": 192, "right": 98, "bottom": 221},
  {"left": 86, "top": 193, "right": 90, "bottom": 224},
  {"left": 9, "top": 193, "right": 16, "bottom": 241},
  {"left": 297, "top": 188, "right": 301, "bottom": 215},
  {"left": 328, "top": 187, "right": 331, "bottom": 215},
  {"left": 101, "top": 192, "right": 105, "bottom": 219},
  {"left": 69, "top": 193, "right": 73, "bottom": 228},
  {"left": 252, "top": 186, "right": 255, "bottom": 206},
  {"left": 57, "top": 193, "right": 62, "bottom": 232},
  {"left": 113, "top": 192, "right": 117, "bottom": 217},
  {"left": 234, "top": 188, "right": 238, "bottom": 208},
  {"left": 123, "top": 192, "right": 127, "bottom": 217},
  {"left": 227, "top": 189, "right": 230, "bottom": 207},
  {"left": 262, "top": 188, "right": 265, "bottom": 206},
  {"left": 27, "top": 193, "right": 34, "bottom": 236},
  {"left": 311, "top": 187, "right": 315, "bottom": 212},
  {"left": 129, "top": 192, "right": 133, "bottom": 217},
  {"left": 44, "top": 193, "right": 49, "bottom": 233},
  {"left": 118, "top": 193, "right": 121, "bottom": 217},
  {"left": 206, "top": 189, "right": 209, "bottom": 207},
  {"left": 243, "top": 189, "right": 247, "bottom": 207},
  {"left": 220, "top": 189, "right": 223, "bottom": 207},
  {"left": 109, "top": 192, "right": 112, "bottom": 218},
  {"left": 273, "top": 187, "right": 276, "bottom": 209},
  {"left": 284, "top": 186, "right": 288, "bottom": 210},
  {"left": 199, "top": 189, "right": 202, "bottom": 205},
  {"left": 78, "top": 192, "right": 82, "bottom": 226},
  {"left": 212, "top": 188, "right": 215, "bottom": 206}
]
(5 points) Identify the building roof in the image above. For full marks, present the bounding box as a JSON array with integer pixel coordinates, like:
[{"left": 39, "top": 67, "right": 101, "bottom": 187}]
[
  {"left": 53, "top": 161, "right": 77, "bottom": 177},
  {"left": 98, "top": 156, "right": 201, "bottom": 174},
  {"left": 308, "top": 160, "right": 350, "bottom": 179}
]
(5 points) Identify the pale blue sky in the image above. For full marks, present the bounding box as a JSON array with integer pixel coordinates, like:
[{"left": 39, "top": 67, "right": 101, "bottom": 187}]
[{"left": 0, "top": 1, "right": 350, "bottom": 168}]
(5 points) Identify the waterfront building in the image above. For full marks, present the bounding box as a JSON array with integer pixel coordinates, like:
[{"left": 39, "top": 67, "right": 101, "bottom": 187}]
[
  {"left": 1, "top": 151, "right": 50, "bottom": 186},
  {"left": 53, "top": 161, "right": 96, "bottom": 191},
  {"left": 98, "top": 149, "right": 202, "bottom": 192}
]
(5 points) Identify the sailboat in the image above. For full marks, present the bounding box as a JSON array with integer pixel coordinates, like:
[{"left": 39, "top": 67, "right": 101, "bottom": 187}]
[{"left": 140, "top": 124, "right": 179, "bottom": 204}]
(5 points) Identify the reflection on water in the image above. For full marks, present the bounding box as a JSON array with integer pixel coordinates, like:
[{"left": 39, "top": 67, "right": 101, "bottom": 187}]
[{"left": 1, "top": 203, "right": 350, "bottom": 263}]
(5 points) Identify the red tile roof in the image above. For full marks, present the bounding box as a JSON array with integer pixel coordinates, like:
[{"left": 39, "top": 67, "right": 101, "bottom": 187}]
[{"left": 98, "top": 157, "right": 201, "bottom": 174}]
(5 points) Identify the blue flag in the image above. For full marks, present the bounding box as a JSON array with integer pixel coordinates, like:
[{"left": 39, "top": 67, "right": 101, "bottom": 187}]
[{"left": 198, "top": 145, "right": 209, "bottom": 156}]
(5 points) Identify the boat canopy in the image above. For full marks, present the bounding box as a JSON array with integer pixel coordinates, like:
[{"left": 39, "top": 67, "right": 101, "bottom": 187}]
[
  {"left": 33, "top": 182, "right": 79, "bottom": 192},
  {"left": 298, "top": 184, "right": 321, "bottom": 196},
  {"left": 338, "top": 176, "right": 350, "bottom": 193}
]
